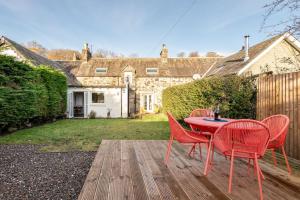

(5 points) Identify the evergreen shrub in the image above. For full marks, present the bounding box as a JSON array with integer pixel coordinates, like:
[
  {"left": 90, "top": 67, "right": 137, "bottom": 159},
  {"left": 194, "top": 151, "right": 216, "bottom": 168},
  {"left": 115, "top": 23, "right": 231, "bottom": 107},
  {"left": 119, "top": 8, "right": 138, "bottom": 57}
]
[
  {"left": 162, "top": 75, "right": 256, "bottom": 120},
  {"left": 0, "top": 55, "right": 67, "bottom": 131}
]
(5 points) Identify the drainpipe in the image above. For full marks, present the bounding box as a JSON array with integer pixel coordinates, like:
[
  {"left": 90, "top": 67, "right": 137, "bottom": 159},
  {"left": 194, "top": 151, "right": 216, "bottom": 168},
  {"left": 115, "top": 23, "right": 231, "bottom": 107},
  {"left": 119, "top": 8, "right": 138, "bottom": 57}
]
[
  {"left": 244, "top": 35, "right": 250, "bottom": 62},
  {"left": 120, "top": 88, "right": 122, "bottom": 118},
  {"left": 127, "top": 83, "right": 130, "bottom": 118}
]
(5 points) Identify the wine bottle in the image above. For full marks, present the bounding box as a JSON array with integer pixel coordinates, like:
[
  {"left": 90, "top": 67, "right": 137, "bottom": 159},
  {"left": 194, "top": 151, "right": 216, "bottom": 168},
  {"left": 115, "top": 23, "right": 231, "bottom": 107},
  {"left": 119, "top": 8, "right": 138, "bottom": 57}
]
[{"left": 214, "top": 105, "right": 220, "bottom": 120}]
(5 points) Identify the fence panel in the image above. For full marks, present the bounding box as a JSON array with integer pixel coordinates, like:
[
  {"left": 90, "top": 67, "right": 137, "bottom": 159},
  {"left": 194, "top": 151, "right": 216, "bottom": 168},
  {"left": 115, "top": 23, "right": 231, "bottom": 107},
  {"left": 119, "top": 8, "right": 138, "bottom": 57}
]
[{"left": 257, "top": 72, "right": 300, "bottom": 160}]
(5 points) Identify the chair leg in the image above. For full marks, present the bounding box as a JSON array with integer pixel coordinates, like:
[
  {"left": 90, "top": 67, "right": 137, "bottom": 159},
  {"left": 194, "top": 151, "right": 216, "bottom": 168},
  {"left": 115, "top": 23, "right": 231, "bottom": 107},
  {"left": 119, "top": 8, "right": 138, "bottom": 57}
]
[
  {"left": 188, "top": 144, "right": 196, "bottom": 157},
  {"left": 198, "top": 143, "right": 202, "bottom": 161},
  {"left": 164, "top": 137, "right": 173, "bottom": 165},
  {"left": 271, "top": 149, "right": 277, "bottom": 167},
  {"left": 228, "top": 150, "right": 235, "bottom": 193},
  {"left": 211, "top": 144, "right": 215, "bottom": 164},
  {"left": 204, "top": 140, "right": 213, "bottom": 176},
  {"left": 247, "top": 158, "right": 251, "bottom": 176},
  {"left": 258, "top": 166, "right": 265, "bottom": 180},
  {"left": 281, "top": 146, "right": 292, "bottom": 174},
  {"left": 254, "top": 153, "right": 264, "bottom": 200}
]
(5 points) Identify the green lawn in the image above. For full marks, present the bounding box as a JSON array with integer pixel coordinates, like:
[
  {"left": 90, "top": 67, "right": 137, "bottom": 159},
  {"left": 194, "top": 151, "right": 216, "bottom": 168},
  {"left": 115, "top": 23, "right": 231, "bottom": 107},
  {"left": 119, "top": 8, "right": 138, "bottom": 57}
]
[{"left": 0, "top": 114, "right": 169, "bottom": 152}]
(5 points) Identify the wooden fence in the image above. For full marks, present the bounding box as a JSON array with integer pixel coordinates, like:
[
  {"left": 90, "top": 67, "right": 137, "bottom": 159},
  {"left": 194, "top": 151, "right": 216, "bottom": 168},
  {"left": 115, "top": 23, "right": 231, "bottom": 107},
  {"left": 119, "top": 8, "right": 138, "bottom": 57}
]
[{"left": 257, "top": 72, "right": 300, "bottom": 160}]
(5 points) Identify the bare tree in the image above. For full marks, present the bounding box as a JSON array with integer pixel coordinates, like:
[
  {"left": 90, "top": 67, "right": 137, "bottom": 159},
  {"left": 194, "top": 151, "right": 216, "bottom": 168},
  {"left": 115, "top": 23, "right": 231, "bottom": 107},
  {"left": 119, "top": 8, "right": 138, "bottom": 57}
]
[
  {"left": 93, "top": 49, "right": 107, "bottom": 58},
  {"left": 177, "top": 52, "right": 186, "bottom": 57},
  {"left": 24, "top": 41, "right": 47, "bottom": 57},
  {"left": 189, "top": 51, "right": 200, "bottom": 57},
  {"left": 93, "top": 48, "right": 124, "bottom": 58},
  {"left": 262, "top": 0, "right": 300, "bottom": 36},
  {"left": 206, "top": 52, "right": 222, "bottom": 57}
]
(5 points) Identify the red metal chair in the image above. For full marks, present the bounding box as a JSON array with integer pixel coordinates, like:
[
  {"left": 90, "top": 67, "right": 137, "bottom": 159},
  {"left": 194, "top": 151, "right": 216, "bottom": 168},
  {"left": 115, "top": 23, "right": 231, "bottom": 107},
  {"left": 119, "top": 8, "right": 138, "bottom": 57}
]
[
  {"left": 189, "top": 108, "right": 213, "bottom": 118},
  {"left": 188, "top": 109, "right": 213, "bottom": 159},
  {"left": 212, "top": 120, "right": 270, "bottom": 200},
  {"left": 261, "top": 115, "right": 291, "bottom": 174},
  {"left": 165, "top": 112, "right": 211, "bottom": 173}
]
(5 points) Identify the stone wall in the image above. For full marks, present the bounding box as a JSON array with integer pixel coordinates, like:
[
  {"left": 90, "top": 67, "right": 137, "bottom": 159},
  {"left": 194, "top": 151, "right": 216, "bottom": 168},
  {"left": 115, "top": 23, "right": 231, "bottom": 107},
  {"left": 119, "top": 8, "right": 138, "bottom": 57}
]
[
  {"left": 76, "top": 76, "right": 122, "bottom": 87},
  {"left": 134, "top": 77, "right": 193, "bottom": 113}
]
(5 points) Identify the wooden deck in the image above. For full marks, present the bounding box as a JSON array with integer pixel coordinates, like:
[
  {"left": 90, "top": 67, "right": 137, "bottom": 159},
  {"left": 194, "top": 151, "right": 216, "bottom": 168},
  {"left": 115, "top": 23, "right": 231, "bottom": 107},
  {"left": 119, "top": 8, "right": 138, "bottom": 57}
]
[{"left": 78, "top": 140, "right": 300, "bottom": 200}]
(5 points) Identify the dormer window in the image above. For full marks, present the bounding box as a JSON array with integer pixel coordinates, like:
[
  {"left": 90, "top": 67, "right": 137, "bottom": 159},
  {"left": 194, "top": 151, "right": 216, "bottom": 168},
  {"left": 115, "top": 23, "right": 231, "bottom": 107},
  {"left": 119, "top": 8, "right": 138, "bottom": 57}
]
[
  {"left": 95, "top": 67, "right": 107, "bottom": 73},
  {"left": 146, "top": 68, "right": 158, "bottom": 75}
]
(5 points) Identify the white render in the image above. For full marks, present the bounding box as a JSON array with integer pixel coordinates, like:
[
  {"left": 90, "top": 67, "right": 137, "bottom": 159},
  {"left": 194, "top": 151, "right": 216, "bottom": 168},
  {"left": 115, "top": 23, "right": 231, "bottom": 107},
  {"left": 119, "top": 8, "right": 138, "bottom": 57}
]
[{"left": 67, "top": 87, "right": 128, "bottom": 118}]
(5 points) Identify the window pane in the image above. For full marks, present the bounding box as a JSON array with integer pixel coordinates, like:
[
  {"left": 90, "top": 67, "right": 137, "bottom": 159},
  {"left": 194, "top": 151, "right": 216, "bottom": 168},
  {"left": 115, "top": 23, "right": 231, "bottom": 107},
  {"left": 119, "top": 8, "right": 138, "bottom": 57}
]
[
  {"left": 146, "top": 68, "right": 158, "bottom": 74},
  {"left": 95, "top": 67, "right": 107, "bottom": 73},
  {"left": 92, "top": 93, "right": 104, "bottom": 103},
  {"left": 149, "top": 95, "right": 152, "bottom": 110},
  {"left": 144, "top": 95, "right": 147, "bottom": 110}
]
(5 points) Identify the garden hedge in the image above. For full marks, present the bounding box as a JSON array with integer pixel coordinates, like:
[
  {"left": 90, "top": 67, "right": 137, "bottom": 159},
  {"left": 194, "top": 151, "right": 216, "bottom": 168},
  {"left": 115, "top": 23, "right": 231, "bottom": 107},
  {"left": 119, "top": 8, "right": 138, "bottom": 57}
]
[
  {"left": 162, "top": 75, "right": 256, "bottom": 120},
  {"left": 0, "top": 55, "right": 67, "bottom": 131}
]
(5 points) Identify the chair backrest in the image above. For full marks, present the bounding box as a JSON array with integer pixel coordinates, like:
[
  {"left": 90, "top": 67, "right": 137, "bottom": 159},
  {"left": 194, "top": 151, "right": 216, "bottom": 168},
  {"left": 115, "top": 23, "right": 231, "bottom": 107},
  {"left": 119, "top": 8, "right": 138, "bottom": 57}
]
[
  {"left": 261, "top": 115, "right": 289, "bottom": 147},
  {"left": 167, "top": 112, "right": 188, "bottom": 142},
  {"left": 190, "top": 109, "right": 213, "bottom": 117},
  {"left": 213, "top": 120, "right": 270, "bottom": 157}
]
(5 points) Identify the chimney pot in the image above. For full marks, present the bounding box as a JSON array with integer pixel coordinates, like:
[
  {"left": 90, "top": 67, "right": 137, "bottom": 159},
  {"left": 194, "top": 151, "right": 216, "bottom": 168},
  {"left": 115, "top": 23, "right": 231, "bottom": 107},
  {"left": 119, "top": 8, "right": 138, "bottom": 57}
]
[
  {"left": 160, "top": 44, "right": 168, "bottom": 63},
  {"left": 244, "top": 35, "right": 250, "bottom": 62},
  {"left": 82, "top": 42, "right": 91, "bottom": 62}
]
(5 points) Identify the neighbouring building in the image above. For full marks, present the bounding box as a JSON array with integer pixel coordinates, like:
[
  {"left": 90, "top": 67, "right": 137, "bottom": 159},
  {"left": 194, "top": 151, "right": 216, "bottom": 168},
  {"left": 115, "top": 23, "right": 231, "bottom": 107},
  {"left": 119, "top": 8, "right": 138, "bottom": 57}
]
[
  {"left": 0, "top": 36, "right": 79, "bottom": 86},
  {"left": 2, "top": 33, "right": 300, "bottom": 119},
  {"left": 206, "top": 33, "right": 300, "bottom": 76}
]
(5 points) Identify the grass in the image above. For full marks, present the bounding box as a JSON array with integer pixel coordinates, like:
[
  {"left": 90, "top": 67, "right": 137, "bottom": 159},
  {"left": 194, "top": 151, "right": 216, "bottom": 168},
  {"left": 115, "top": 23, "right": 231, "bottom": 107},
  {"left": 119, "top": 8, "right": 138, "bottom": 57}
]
[{"left": 0, "top": 114, "right": 169, "bottom": 152}]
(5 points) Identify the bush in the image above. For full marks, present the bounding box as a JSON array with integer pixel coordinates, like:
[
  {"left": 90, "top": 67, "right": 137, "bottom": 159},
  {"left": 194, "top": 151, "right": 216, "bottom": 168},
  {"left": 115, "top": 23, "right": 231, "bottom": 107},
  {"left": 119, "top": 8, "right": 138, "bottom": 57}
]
[
  {"left": 89, "top": 110, "right": 96, "bottom": 119},
  {"left": 162, "top": 75, "right": 256, "bottom": 120},
  {"left": 0, "top": 55, "right": 67, "bottom": 131}
]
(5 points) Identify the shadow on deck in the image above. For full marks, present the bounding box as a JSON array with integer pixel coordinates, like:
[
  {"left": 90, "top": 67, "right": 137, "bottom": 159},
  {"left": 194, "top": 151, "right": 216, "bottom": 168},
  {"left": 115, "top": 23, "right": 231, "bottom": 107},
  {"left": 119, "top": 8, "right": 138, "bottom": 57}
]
[{"left": 78, "top": 140, "right": 300, "bottom": 200}]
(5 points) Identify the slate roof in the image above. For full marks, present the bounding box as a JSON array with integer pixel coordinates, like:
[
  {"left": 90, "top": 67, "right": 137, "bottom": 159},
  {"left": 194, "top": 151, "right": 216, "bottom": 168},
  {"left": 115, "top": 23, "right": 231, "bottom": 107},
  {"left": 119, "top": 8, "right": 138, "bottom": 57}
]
[
  {"left": 0, "top": 36, "right": 80, "bottom": 86},
  {"left": 206, "top": 34, "right": 283, "bottom": 76},
  {"left": 58, "top": 57, "right": 220, "bottom": 78}
]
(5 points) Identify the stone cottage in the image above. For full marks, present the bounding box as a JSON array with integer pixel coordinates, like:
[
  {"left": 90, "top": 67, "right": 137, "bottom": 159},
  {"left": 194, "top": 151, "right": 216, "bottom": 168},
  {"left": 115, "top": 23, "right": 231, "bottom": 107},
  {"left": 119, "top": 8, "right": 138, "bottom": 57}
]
[
  {"left": 58, "top": 44, "right": 221, "bottom": 118},
  {"left": 56, "top": 33, "right": 300, "bottom": 118}
]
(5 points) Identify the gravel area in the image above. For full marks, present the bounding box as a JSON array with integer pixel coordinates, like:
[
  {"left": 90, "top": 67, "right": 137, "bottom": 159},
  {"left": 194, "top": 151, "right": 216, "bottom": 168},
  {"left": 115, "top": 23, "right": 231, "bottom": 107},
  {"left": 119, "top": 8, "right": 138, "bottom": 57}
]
[{"left": 0, "top": 145, "right": 96, "bottom": 200}]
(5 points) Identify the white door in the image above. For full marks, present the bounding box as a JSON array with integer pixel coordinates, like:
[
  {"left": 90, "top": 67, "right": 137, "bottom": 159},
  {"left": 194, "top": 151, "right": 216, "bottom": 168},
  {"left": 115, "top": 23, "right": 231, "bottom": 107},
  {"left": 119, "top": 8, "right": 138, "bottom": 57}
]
[
  {"left": 84, "top": 91, "right": 89, "bottom": 118},
  {"left": 143, "top": 94, "right": 154, "bottom": 113}
]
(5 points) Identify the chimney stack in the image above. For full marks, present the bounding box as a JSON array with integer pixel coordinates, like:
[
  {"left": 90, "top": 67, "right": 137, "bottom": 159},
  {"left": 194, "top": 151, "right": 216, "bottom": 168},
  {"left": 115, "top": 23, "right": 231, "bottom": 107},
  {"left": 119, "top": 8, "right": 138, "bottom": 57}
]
[
  {"left": 72, "top": 52, "right": 78, "bottom": 61},
  {"left": 160, "top": 44, "right": 168, "bottom": 63},
  {"left": 82, "top": 42, "right": 91, "bottom": 62},
  {"left": 244, "top": 35, "right": 250, "bottom": 62}
]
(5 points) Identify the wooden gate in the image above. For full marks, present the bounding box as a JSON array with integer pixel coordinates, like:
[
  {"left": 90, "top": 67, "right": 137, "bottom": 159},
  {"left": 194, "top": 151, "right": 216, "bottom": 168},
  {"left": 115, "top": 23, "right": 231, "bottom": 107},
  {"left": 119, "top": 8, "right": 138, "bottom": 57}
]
[{"left": 257, "top": 72, "right": 300, "bottom": 160}]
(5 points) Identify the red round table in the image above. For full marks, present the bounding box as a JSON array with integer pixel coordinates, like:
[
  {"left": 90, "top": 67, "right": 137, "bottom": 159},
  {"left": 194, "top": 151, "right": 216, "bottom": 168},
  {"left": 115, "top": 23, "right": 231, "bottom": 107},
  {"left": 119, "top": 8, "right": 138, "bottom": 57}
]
[{"left": 184, "top": 117, "right": 235, "bottom": 133}]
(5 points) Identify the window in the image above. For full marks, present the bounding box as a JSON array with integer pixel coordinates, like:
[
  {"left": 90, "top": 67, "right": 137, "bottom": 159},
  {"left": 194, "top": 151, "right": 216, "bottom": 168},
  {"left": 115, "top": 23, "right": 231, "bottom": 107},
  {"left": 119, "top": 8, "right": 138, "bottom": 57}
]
[
  {"left": 146, "top": 68, "right": 158, "bottom": 75},
  {"left": 143, "top": 94, "right": 154, "bottom": 112},
  {"left": 92, "top": 93, "right": 104, "bottom": 103},
  {"left": 95, "top": 67, "right": 107, "bottom": 73}
]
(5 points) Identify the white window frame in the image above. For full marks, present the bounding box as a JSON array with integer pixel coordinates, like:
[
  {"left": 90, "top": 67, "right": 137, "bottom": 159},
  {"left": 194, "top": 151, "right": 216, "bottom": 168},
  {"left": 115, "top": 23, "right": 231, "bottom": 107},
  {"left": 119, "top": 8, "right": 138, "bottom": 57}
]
[
  {"left": 146, "top": 68, "right": 158, "bottom": 75},
  {"left": 142, "top": 93, "right": 154, "bottom": 113},
  {"left": 95, "top": 67, "right": 108, "bottom": 74}
]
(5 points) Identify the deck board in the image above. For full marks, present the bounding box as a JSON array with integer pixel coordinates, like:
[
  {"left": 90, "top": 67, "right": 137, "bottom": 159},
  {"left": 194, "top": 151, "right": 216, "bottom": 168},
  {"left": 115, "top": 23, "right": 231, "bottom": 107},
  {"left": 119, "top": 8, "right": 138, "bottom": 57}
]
[{"left": 79, "top": 140, "right": 300, "bottom": 200}]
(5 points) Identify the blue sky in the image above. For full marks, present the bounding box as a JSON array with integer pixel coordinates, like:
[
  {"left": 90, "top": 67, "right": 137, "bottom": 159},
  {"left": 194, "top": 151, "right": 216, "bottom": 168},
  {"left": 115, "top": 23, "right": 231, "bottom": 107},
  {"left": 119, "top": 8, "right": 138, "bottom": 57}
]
[{"left": 0, "top": 0, "right": 286, "bottom": 57}]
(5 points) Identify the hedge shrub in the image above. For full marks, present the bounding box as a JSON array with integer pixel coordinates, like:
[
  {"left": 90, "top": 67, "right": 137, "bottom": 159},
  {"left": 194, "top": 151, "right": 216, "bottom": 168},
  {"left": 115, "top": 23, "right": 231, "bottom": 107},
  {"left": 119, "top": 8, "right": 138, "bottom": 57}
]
[
  {"left": 162, "top": 75, "right": 256, "bottom": 120},
  {"left": 0, "top": 55, "right": 67, "bottom": 131}
]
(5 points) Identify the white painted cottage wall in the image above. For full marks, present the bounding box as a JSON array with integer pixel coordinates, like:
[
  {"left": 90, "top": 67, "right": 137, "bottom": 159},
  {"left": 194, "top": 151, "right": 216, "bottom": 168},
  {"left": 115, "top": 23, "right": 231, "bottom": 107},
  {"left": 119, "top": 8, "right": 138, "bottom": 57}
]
[{"left": 67, "top": 87, "right": 128, "bottom": 118}]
